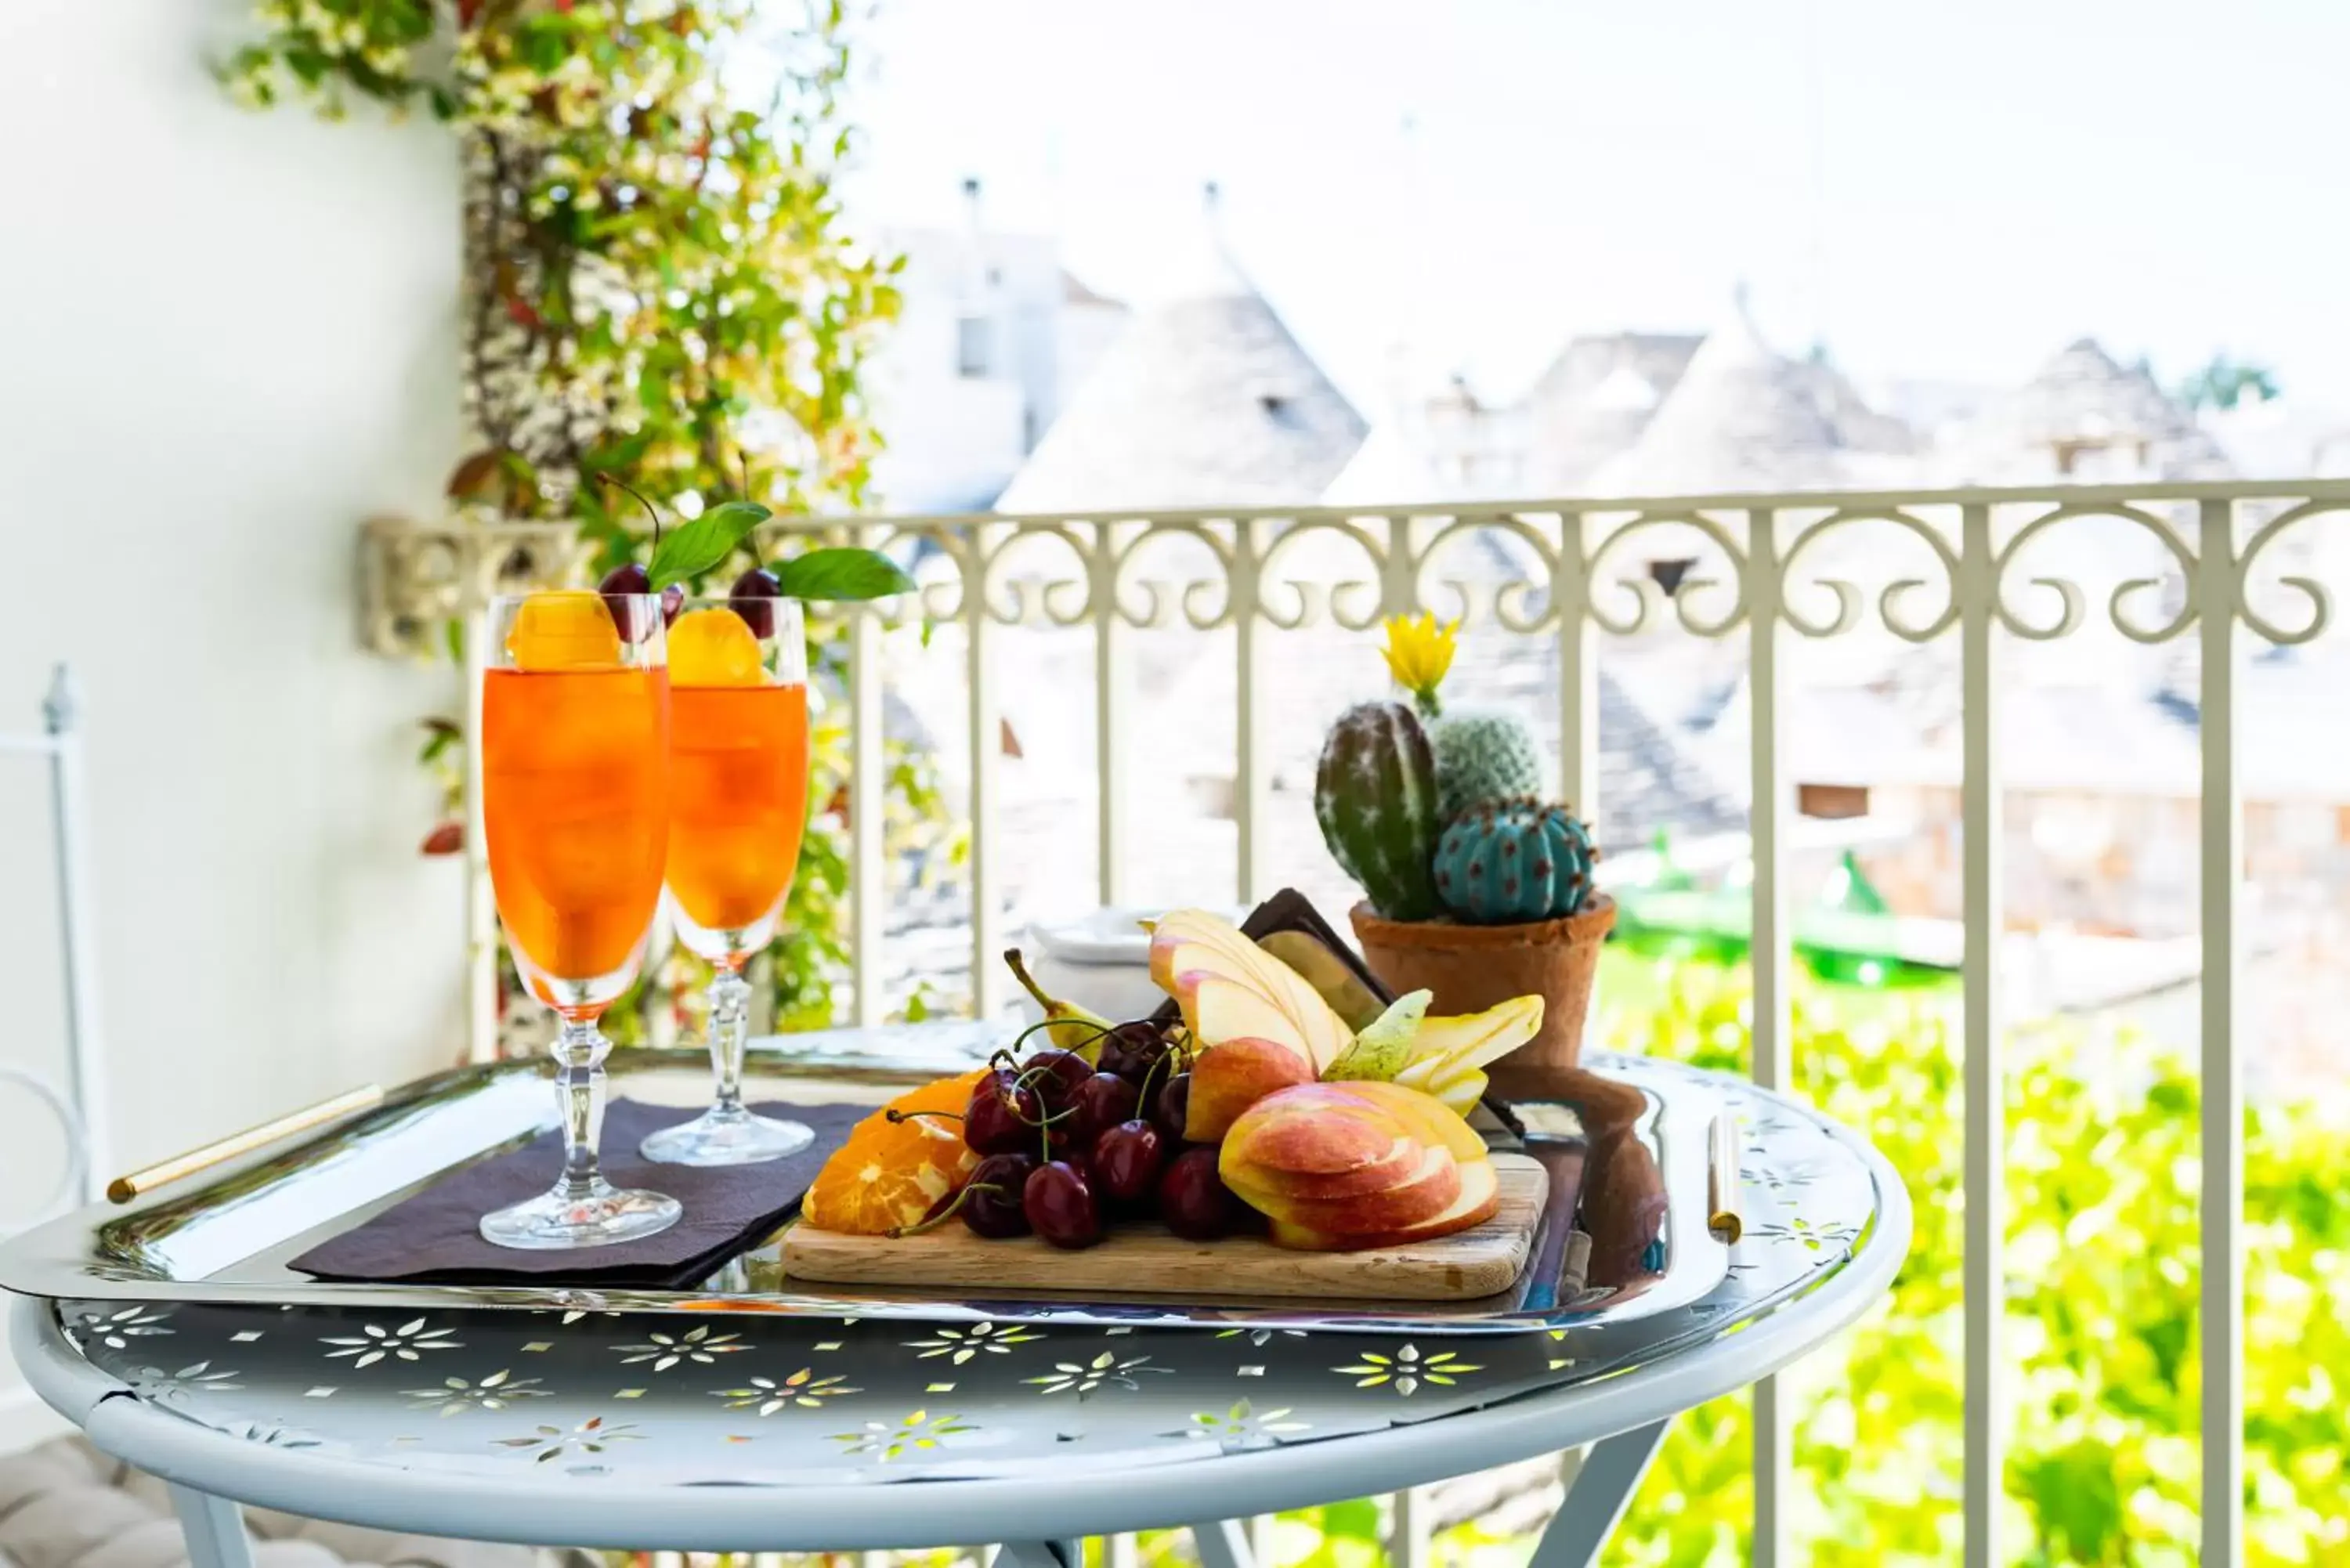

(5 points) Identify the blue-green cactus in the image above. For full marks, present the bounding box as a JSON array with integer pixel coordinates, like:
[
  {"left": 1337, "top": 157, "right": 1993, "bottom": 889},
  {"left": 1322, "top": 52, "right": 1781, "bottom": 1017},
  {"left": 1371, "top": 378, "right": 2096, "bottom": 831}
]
[
  {"left": 1433, "top": 797, "right": 1598, "bottom": 924},
  {"left": 1430, "top": 708, "right": 1546, "bottom": 819},
  {"left": 1315, "top": 700, "right": 1444, "bottom": 921}
]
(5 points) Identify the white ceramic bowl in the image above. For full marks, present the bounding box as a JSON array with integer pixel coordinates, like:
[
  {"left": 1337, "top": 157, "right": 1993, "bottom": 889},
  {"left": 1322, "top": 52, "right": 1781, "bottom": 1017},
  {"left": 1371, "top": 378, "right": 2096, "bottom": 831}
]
[{"left": 1014, "top": 906, "right": 1246, "bottom": 1026}]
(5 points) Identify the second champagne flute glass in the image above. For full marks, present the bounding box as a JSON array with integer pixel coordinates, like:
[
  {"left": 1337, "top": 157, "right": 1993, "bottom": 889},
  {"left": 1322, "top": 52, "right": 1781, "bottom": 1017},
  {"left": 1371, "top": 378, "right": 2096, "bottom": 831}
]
[
  {"left": 479, "top": 590, "right": 682, "bottom": 1248},
  {"left": 641, "top": 595, "right": 816, "bottom": 1165}
]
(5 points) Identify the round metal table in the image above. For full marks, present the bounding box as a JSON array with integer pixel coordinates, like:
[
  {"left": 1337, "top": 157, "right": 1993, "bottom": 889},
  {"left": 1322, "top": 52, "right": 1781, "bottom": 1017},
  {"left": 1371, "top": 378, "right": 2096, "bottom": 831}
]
[{"left": 12, "top": 1061, "right": 1909, "bottom": 1568}]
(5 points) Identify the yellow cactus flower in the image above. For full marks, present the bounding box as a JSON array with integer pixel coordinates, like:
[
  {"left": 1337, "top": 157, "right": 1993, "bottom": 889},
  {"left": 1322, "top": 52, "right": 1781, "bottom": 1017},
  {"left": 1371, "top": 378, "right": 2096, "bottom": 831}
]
[{"left": 1381, "top": 612, "right": 1459, "bottom": 717}]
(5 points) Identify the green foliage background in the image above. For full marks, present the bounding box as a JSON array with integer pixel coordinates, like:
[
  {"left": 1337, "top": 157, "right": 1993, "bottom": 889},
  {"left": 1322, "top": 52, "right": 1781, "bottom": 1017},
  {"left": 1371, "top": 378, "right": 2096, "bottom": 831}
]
[
  {"left": 229, "top": 0, "right": 960, "bottom": 1032},
  {"left": 1116, "top": 954, "right": 2349, "bottom": 1567},
  {"left": 1207, "top": 955, "right": 2349, "bottom": 1567}
]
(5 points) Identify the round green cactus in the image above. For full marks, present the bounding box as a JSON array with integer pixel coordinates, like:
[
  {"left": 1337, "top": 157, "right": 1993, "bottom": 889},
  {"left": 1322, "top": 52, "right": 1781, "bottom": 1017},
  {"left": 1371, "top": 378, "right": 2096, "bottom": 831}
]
[
  {"left": 1430, "top": 708, "right": 1546, "bottom": 819},
  {"left": 1314, "top": 700, "right": 1443, "bottom": 922},
  {"left": 1433, "top": 797, "right": 1598, "bottom": 924}
]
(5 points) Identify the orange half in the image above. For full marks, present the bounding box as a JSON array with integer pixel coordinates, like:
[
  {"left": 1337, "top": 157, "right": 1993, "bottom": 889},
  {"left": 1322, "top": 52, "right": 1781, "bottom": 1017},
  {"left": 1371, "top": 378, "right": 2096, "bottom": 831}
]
[{"left": 801, "top": 1069, "right": 987, "bottom": 1236}]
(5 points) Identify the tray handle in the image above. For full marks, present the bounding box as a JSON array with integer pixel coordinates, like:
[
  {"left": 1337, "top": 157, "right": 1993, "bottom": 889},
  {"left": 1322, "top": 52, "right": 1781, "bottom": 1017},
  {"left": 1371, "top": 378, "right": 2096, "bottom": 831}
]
[
  {"left": 107, "top": 1085, "right": 385, "bottom": 1204},
  {"left": 1707, "top": 1110, "right": 1743, "bottom": 1244}
]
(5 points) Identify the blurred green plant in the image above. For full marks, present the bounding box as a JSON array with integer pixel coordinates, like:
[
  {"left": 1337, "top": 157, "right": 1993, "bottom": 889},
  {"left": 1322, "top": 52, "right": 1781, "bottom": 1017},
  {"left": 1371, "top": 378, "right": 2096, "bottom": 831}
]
[
  {"left": 225, "top": 0, "right": 963, "bottom": 1030},
  {"left": 1586, "top": 951, "right": 2345, "bottom": 1567},
  {"left": 1123, "top": 954, "right": 2346, "bottom": 1567}
]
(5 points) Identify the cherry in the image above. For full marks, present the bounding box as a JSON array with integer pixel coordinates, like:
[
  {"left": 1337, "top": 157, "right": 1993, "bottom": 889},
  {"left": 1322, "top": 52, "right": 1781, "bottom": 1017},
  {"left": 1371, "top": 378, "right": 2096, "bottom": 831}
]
[
  {"left": 1099, "top": 1021, "right": 1173, "bottom": 1083},
  {"left": 1067, "top": 1072, "right": 1141, "bottom": 1146},
  {"left": 1090, "top": 1119, "right": 1166, "bottom": 1205},
  {"left": 1158, "top": 1147, "right": 1242, "bottom": 1241},
  {"left": 730, "top": 566, "right": 783, "bottom": 638},
  {"left": 598, "top": 562, "right": 655, "bottom": 642},
  {"left": 960, "top": 1151, "right": 1037, "bottom": 1239},
  {"left": 660, "top": 583, "right": 685, "bottom": 626},
  {"left": 1019, "top": 1049, "right": 1094, "bottom": 1109},
  {"left": 963, "top": 1070, "right": 1043, "bottom": 1156},
  {"left": 1023, "top": 1160, "right": 1104, "bottom": 1249},
  {"left": 1149, "top": 1071, "right": 1193, "bottom": 1143}
]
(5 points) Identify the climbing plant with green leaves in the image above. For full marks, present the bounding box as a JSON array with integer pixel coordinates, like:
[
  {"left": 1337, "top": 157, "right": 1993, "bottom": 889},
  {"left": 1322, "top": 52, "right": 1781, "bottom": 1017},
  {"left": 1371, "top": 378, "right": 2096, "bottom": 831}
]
[{"left": 226, "top": 0, "right": 957, "bottom": 1031}]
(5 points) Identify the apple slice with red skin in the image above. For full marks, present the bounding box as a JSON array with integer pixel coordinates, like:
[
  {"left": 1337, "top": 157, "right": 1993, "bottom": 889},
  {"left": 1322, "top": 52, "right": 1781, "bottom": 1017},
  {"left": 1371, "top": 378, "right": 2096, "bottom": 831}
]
[
  {"left": 1266, "top": 1159, "right": 1500, "bottom": 1252},
  {"left": 1238, "top": 1145, "right": 1464, "bottom": 1236},
  {"left": 1149, "top": 910, "right": 1352, "bottom": 1073},
  {"left": 1184, "top": 1035, "right": 1319, "bottom": 1142}
]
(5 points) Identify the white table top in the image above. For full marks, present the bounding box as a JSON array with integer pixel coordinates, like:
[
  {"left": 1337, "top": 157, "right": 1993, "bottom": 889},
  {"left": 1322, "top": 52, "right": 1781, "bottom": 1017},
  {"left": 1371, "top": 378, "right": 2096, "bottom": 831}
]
[{"left": 12, "top": 1057, "right": 1909, "bottom": 1551}]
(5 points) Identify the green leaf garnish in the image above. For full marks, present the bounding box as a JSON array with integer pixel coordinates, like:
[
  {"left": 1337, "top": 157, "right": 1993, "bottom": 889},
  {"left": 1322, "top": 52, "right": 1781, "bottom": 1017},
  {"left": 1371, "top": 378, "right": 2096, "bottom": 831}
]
[
  {"left": 771, "top": 546, "right": 916, "bottom": 602},
  {"left": 650, "top": 500, "right": 771, "bottom": 588}
]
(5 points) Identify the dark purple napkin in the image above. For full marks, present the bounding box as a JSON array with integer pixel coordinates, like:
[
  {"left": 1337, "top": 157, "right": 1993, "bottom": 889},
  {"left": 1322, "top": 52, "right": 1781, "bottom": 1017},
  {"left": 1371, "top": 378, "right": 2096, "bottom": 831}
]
[{"left": 289, "top": 1099, "right": 864, "bottom": 1288}]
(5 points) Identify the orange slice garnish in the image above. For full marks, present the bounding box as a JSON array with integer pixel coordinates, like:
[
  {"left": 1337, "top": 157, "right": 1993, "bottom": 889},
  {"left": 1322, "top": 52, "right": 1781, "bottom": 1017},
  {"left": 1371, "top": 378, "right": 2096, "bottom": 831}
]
[
  {"left": 506, "top": 590, "right": 622, "bottom": 670},
  {"left": 801, "top": 1070, "right": 987, "bottom": 1236},
  {"left": 669, "top": 606, "right": 765, "bottom": 687}
]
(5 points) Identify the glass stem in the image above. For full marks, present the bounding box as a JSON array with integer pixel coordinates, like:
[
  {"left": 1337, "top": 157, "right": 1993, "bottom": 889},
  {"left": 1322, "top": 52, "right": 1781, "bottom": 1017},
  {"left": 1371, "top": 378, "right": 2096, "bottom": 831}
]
[
  {"left": 551, "top": 1016, "right": 612, "bottom": 1201},
  {"left": 707, "top": 963, "right": 752, "bottom": 1117}
]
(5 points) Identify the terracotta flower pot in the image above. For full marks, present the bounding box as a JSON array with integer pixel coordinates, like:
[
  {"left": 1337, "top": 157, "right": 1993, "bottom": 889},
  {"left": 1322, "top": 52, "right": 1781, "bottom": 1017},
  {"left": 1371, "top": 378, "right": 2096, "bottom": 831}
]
[{"left": 1349, "top": 894, "right": 1617, "bottom": 1096}]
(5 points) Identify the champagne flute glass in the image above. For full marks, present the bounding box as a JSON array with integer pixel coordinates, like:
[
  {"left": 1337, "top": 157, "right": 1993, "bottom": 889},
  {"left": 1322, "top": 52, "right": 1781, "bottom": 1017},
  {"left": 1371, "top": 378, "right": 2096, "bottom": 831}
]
[
  {"left": 641, "top": 595, "right": 815, "bottom": 1165},
  {"left": 479, "top": 590, "right": 682, "bottom": 1248}
]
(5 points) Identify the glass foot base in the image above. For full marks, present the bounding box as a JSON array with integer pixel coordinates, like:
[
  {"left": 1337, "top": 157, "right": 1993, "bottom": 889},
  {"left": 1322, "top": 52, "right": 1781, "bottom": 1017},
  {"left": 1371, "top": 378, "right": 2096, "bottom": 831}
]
[
  {"left": 640, "top": 1108, "right": 815, "bottom": 1166},
  {"left": 479, "top": 1180, "right": 682, "bottom": 1251}
]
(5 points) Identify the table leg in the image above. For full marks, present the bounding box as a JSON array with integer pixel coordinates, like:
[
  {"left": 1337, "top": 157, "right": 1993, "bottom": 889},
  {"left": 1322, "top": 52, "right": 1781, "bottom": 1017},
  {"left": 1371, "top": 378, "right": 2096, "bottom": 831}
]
[
  {"left": 997, "top": 1541, "right": 1083, "bottom": 1568},
  {"left": 1524, "top": 1418, "right": 1674, "bottom": 1568},
  {"left": 168, "top": 1485, "right": 255, "bottom": 1568},
  {"left": 1188, "top": 1518, "right": 1255, "bottom": 1568}
]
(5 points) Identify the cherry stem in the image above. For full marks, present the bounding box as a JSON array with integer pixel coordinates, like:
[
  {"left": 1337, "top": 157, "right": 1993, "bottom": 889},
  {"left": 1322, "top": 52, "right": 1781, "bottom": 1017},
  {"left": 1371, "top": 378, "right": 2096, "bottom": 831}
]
[
  {"left": 885, "top": 1108, "right": 963, "bottom": 1125},
  {"left": 595, "top": 472, "right": 663, "bottom": 549},
  {"left": 1137, "top": 1046, "right": 1172, "bottom": 1107},
  {"left": 885, "top": 1181, "right": 1003, "bottom": 1238}
]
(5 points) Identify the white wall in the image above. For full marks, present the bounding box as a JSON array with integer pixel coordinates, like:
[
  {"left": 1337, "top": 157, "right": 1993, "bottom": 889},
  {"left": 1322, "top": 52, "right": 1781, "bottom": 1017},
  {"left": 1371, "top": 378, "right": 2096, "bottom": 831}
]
[{"left": 0, "top": 1, "right": 466, "bottom": 1436}]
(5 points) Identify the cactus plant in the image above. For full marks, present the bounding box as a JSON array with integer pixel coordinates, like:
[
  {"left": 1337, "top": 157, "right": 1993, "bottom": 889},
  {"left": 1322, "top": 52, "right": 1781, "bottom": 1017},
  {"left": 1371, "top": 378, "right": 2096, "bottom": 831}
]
[
  {"left": 1430, "top": 708, "right": 1546, "bottom": 819},
  {"left": 1433, "top": 797, "right": 1599, "bottom": 925},
  {"left": 1314, "top": 700, "right": 1444, "bottom": 922}
]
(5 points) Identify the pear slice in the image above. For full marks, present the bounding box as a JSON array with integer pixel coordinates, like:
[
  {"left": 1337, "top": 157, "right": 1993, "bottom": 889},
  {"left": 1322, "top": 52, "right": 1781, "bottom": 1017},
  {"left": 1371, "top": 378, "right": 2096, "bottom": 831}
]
[{"left": 1322, "top": 989, "right": 1432, "bottom": 1082}]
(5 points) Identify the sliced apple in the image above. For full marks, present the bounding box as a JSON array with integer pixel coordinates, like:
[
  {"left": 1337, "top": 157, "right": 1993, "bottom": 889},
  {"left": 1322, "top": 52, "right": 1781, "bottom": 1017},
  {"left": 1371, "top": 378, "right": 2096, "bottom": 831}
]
[
  {"left": 1185, "top": 1035, "right": 1319, "bottom": 1142},
  {"left": 1227, "top": 1135, "right": 1422, "bottom": 1202},
  {"left": 1256, "top": 1145, "right": 1462, "bottom": 1235},
  {"left": 1220, "top": 1079, "right": 1497, "bottom": 1249},
  {"left": 1329, "top": 1080, "right": 1490, "bottom": 1164},
  {"left": 1150, "top": 909, "right": 1353, "bottom": 1072},
  {"left": 1266, "top": 1160, "right": 1500, "bottom": 1252}
]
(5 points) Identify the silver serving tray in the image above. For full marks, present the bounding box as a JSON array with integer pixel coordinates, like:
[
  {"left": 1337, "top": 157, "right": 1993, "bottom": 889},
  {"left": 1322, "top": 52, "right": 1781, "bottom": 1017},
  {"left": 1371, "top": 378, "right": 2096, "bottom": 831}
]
[{"left": 0, "top": 1026, "right": 1731, "bottom": 1336}]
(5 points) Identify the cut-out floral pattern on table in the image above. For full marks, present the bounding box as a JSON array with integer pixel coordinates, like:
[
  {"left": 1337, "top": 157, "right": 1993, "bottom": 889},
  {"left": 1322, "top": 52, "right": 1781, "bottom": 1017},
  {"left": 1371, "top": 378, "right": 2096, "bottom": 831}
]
[
  {"left": 52, "top": 1058, "right": 1889, "bottom": 1488},
  {"left": 321, "top": 1317, "right": 459, "bottom": 1367},
  {"left": 714, "top": 1369, "right": 861, "bottom": 1414}
]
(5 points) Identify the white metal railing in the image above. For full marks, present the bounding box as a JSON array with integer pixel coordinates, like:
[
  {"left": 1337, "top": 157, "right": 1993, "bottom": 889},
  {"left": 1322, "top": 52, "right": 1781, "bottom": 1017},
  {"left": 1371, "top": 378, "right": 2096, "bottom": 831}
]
[
  {"left": 2, "top": 665, "right": 107, "bottom": 1221},
  {"left": 378, "top": 476, "right": 2350, "bottom": 1565}
]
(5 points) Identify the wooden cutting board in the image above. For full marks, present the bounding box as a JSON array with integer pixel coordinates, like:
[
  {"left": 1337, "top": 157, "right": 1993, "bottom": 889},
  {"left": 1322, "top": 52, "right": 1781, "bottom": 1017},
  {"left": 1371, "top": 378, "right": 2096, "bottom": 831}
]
[{"left": 782, "top": 1153, "right": 1545, "bottom": 1302}]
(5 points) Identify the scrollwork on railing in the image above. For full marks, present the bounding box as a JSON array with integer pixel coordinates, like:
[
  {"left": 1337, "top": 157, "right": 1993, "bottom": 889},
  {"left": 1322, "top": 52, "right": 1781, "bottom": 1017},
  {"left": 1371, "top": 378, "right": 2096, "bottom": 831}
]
[
  {"left": 1109, "top": 521, "right": 1235, "bottom": 630},
  {"left": 1990, "top": 502, "right": 2200, "bottom": 645},
  {"left": 1410, "top": 514, "right": 1564, "bottom": 633},
  {"left": 1780, "top": 509, "right": 1960, "bottom": 643},
  {"left": 360, "top": 482, "right": 2350, "bottom": 659},
  {"left": 1582, "top": 512, "right": 1752, "bottom": 638},
  {"left": 2234, "top": 501, "right": 2341, "bottom": 646},
  {"left": 360, "top": 515, "right": 591, "bottom": 657},
  {"left": 1256, "top": 517, "right": 1391, "bottom": 632}
]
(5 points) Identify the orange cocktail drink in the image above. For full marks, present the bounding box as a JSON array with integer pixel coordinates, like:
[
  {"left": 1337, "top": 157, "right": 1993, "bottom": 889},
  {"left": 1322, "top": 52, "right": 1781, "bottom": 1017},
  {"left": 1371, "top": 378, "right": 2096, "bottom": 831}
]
[
  {"left": 483, "top": 664, "right": 671, "bottom": 1000},
  {"left": 665, "top": 680, "right": 809, "bottom": 945},
  {"left": 638, "top": 596, "right": 818, "bottom": 1167},
  {"left": 476, "top": 590, "right": 681, "bottom": 1250}
]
